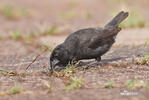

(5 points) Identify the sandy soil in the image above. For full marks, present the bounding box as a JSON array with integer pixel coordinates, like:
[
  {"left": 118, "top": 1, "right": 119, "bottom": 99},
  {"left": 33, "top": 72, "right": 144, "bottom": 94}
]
[{"left": 0, "top": 0, "right": 149, "bottom": 100}]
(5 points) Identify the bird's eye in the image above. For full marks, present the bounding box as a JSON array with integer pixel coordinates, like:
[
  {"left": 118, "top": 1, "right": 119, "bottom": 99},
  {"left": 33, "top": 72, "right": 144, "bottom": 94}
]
[{"left": 54, "top": 53, "right": 59, "bottom": 58}]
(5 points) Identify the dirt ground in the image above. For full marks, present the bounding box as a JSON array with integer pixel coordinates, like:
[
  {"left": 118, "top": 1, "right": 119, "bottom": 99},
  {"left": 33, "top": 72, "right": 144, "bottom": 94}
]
[{"left": 0, "top": 0, "right": 149, "bottom": 100}]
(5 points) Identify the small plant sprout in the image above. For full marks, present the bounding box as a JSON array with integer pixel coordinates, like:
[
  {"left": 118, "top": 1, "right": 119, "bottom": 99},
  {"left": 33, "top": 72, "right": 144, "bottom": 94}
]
[
  {"left": 44, "top": 82, "right": 52, "bottom": 92},
  {"left": 126, "top": 80, "right": 149, "bottom": 88},
  {"left": 40, "top": 26, "right": 58, "bottom": 35},
  {"left": 0, "top": 5, "right": 15, "bottom": 19},
  {"left": 63, "top": 62, "right": 78, "bottom": 77},
  {"left": 0, "top": 67, "right": 16, "bottom": 76},
  {"left": 53, "top": 71, "right": 61, "bottom": 77},
  {"left": 0, "top": 67, "right": 9, "bottom": 74},
  {"left": 0, "top": 84, "right": 22, "bottom": 96},
  {"left": 10, "top": 30, "right": 23, "bottom": 40},
  {"left": 68, "top": 0, "right": 78, "bottom": 8},
  {"left": 86, "top": 11, "right": 93, "bottom": 19},
  {"left": 64, "top": 77, "right": 84, "bottom": 90},
  {"left": 105, "top": 0, "right": 125, "bottom": 5},
  {"left": 105, "top": 81, "right": 115, "bottom": 88},
  {"left": 137, "top": 54, "right": 149, "bottom": 65},
  {"left": 48, "top": 26, "right": 58, "bottom": 35},
  {"left": 0, "top": 35, "right": 3, "bottom": 40},
  {"left": 7, "top": 84, "right": 22, "bottom": 95},
  {"left": 60, "top": 11, "right": 77, "bottom": 20},
  {"left": 144, "top": 40, "right": 149, "bottom": 46},
  {"left": 53, "top": 61, "right": 78, "bottom": 77},
  {"left": 19, "top": 8, "right": 30, "bottom": 16},
  {"left": 23, "top": 31, "right": 36, "bottom": 44},
  {"left": 0, "top": 5, "right": 30, "bottom": 19}
]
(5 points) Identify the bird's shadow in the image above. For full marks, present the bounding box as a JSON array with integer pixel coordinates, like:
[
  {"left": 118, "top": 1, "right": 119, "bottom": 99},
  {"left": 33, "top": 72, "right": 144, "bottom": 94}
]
[{"left": 77, "top": 56, "right": 128, "bottom": 68}]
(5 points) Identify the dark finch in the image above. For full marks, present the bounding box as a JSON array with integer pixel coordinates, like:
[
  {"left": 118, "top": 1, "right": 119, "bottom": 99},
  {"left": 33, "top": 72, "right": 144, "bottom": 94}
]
[{"left": 50, "top": 11, "right": 128, "bottom": 71}]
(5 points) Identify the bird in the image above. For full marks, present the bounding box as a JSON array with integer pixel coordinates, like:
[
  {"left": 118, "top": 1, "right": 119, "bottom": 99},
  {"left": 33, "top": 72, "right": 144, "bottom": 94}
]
[{"left": 50, "top": 11, "right": 128, "bottom": 71}]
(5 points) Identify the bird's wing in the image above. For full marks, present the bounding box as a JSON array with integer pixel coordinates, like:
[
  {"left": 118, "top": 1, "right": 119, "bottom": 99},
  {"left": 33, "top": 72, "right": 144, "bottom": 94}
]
[
  {"left": 64, "top": 33, "right": 80, "bottom": 54},
  {"left": 88, "top": 27, "right": 121, "bottom": 49}
]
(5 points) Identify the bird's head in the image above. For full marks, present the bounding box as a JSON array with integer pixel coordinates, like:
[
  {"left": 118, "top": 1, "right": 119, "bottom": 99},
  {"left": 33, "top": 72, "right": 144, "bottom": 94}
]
[{"left": 50, "top": 44, "right": 69, "bottom": 71}]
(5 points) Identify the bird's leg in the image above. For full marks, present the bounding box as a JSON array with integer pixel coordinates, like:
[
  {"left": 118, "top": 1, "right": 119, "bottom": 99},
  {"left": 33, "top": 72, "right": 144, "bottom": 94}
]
[
  {"left": 78, "top": 61, "right": 84, "bottom": 66},
  {"left": 95, "top": 56, "right": 101, "bottom": 62},
  {"left": 72, "top": 60, "right": 78, "bottom": 65},
  {"left": 70, "top": 58, "right": 78, "bottom": 65},
  {"left": 67, "top": 60, "right": 78, "bottom": 66}
]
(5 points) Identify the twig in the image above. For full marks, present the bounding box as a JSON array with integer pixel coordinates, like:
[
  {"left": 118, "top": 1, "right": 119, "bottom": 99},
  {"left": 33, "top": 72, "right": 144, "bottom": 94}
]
[
  {"left": 25, "top": 48, "right": 48, "bottom": 70},
  {"left": 25, "top": 54, "right": 40, "bottom": 70}
]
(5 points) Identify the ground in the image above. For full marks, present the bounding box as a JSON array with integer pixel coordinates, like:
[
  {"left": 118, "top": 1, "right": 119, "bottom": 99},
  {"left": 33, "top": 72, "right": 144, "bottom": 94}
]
[{"left": 0, "top": 0, "right": 149, "bottom": 100}]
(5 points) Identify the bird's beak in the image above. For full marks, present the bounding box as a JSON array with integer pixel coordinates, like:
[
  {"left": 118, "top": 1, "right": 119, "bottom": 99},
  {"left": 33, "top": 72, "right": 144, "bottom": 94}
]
[{"left": 50, "top": 59, "right": 60, "bottom": 71}]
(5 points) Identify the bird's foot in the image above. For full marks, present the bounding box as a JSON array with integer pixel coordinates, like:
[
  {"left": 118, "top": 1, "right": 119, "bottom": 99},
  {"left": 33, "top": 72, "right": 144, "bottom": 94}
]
[{"left": 95, "top": 57, "right": 101, "bottom": 62}]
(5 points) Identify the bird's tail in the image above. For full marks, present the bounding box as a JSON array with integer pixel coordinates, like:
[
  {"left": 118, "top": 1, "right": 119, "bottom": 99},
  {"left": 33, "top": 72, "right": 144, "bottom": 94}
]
[{"left": 104, "top": 11, "right": 128, "bottom": 28}]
